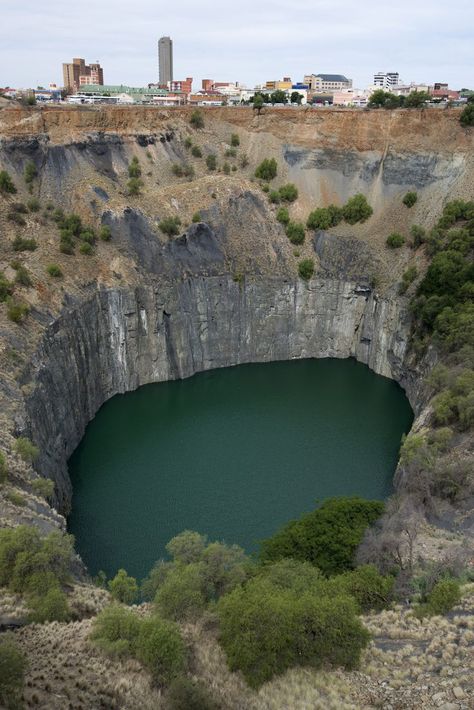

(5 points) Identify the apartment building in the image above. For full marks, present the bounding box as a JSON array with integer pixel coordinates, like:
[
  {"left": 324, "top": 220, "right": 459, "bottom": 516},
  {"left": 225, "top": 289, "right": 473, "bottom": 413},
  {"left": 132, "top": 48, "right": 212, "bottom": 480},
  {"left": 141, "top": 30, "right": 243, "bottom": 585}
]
[
  {"left": 62, "top": 58, "right": 103, "bottom": 92},
  {"left": 373, "top": 72, "right": 400, "bottom": 89},
  {"left": 304, "top": 74, "right": 352, "bottom": 92}
]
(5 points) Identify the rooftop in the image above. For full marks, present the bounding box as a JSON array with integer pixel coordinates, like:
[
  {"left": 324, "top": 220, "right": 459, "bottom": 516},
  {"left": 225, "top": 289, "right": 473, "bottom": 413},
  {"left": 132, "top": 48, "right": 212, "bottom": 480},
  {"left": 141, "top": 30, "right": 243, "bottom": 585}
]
[{"left": 315, "top": 74, "right": 350, "bottom": 82}]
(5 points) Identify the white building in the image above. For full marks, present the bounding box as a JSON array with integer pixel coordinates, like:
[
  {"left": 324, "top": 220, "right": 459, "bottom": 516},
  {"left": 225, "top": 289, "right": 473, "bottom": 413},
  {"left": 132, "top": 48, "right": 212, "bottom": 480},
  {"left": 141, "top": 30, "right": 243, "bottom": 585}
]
[{"left": 373, "top": 72, "right": 400, "bottom": 89}]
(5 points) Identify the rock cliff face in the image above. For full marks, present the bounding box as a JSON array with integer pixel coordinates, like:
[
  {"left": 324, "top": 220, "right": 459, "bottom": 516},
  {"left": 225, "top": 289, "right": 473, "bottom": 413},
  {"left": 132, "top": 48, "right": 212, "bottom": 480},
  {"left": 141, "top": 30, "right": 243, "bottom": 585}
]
[{"left": 25, "top": 274, "right": 411, "bottom": 512}]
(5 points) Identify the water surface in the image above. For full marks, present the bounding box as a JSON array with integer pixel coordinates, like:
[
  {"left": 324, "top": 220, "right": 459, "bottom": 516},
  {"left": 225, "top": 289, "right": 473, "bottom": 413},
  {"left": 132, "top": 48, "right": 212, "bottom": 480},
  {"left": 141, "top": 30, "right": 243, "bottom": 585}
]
[{"left": 68, "top": 358, "right": 413, "bottom": 579}]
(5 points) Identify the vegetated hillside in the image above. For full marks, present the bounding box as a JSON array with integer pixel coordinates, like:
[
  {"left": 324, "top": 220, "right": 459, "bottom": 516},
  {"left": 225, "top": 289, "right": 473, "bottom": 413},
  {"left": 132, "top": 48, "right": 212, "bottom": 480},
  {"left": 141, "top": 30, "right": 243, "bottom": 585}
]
[{"left": 0, "top": 104, "right": 473, "bottom": 709}]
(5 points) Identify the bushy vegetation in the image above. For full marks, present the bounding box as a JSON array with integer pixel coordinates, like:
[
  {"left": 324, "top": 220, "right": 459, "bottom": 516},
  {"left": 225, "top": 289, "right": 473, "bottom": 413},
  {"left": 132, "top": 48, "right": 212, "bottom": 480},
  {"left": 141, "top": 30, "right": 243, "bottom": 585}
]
[
  {"left": 307, "top": 204, "right": 343, "bottom": 230},
  {"left": 399, "top": 265, "right": 418, "bottom": 294},
  {"left": 386, "top": 232, "right": 405, "bottom": 248},
  {"left": 0, "top": 452, "right": 7, "bottom": 484},
  {"left": 298, "top": 258, "right": 314, "bottom": 280},
  {"left": 260, "top": 497, "right": 384, "bottom": 575},
  {"left": 206, "top": 154, "right": 217, "bottom": 171},
  {"left": 127, "top": 177, "right": 144, "bottom": 196},
  {"left": 99, "top": 225, "right": 112, "bottom": 241},
  {"left": 230, "top": 133, "right": 240, "bottom": 147},
  {"left": 159, "top": 216, "right": 182, "bottom": 236},
  {"left": 278, "top": 183, "right": 298, "bottom": 202},
  {"left": 190, "top": 110, "right": 204, "bottom": 129},
  {"left": 108, "top": 568, "right": 138, "bottom": 604},
  {"left": 0, "top": 635, "right": 27, "bottom": 709},
  {"left": 342, "top": 194, "right": 373, "bottom": 224},
  {"left": 415, "top": 578, "right": 461, "bottom": 618},
  {"left": 91, "top": 605, "right": 185, "bottom": 685},
  {"left": 285, "top": 221, "right": 305, "bottom": 245},
  {"left": 128, "top": 156, "right": 142, "bottom": 179},
  {"left": 191, "top": 145, "right": 202, "bottom": 158},
  {"left": 0, "top": 526, "right": 74, "bottom": 622},
  {"left": 13, "top": 264, "right": 32, "bottom": 288},
  {"left": 255, "top": 158, "right": 277, "bottom": 181},
  {"left": 27, "top": 197, "right": 40, "bottom": 212},
  {"left": 276, "top": 206, "right": 290, "bottom": 225},
  {"left": 0, "top": 272, "right": 13, "bottom": 302},
  {"left": 0, "top": 170, "right": 17, "bottom": 194},
  {"left": 47, "top": 263, "right": 63, "bottom": 277},
  {"left": 403, "top": 191, "right": 418, "bottom": 208},
  {"left": 31, "top": 477, "right": 54, "bottom": 498},
  {"left": 7, "top": 300, "right": 30, "bottom": 323},
  {"left": 167, "top": 677, "right": 219, "bottom": 710},
  {"left": 410, "top": 224, "right": 426, "bottom": 248},
  {"left": 24, "top": 160, "right": 38, "bottom": 186},
  {"left": 368, "top": 89, "right": 430, "bottom": 109},
  {"left": 192, "top": 212, "right": 201, "bottom": 223},
  {"left": 172, "top": 163, "right": 194, "bottom": 178},
  {"left": 12, "top": 236, "right": 37, "bottom": 252},
  {"left": 459, "top": 102, "right": 474, "bottom": 126}
]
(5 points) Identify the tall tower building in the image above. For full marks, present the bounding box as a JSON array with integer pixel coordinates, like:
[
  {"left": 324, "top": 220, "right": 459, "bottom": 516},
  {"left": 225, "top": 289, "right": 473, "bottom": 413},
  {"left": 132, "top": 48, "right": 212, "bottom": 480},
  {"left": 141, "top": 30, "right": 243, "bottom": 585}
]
[{"left": 158, "top": 36, "right": 173, "bottom": 86}]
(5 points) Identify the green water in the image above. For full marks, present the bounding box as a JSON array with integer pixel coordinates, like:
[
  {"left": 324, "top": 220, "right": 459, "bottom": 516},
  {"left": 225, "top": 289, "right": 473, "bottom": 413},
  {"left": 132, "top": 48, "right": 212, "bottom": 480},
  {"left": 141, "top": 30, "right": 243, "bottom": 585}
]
[{"left": 68, "top": 358, "right": 413, "bottom": 580}]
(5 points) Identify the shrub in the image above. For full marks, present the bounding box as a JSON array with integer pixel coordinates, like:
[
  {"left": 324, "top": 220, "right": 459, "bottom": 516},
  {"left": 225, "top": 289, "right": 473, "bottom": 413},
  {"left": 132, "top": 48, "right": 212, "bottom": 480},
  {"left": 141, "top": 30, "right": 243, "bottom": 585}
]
[
  {"left": 91, "top": 604, "right": 142, "bottom": 657},
  {"left": 225, "top": 148, "right": 237, "bottom": 158},
  {"left": 155, "top": 563, "right": 207, "bottom": 621},
  {"left": 307, "top": 207, "right": 332, "bottom": 230},
  {"left": 0, "top": 452, "right": 7, "bottom": 484},
  {"left": 99, "top": 225, "right": 112, "bottom": 241},
  {"left": 192, "top": 212, "right": 201, "bottom": 223},
  {"left": 167, "top": 677, "right": 219, "bottom": 710},
  {"left": 14, "top": 266, "right": 32, "bottom": 287},
  {"left": 410, "top": 224, "right": 426, "bottom": 247},
  {"left": 7, "top": 301, "right": 30, "bottom": 324},
  {"left": 27, "top": 197, "right": 40, "bottom": 212},
  {"left": 31, "top": 478, "right": 54, "bottom": 498},
  {"left": 460, "top": 103, "right": 474, "bottom": 127},
  {"left": 128, "top": 156, "right": 141, "bottom": 178},
  {"left": 298, "top": 258, "right": 315, "bottom": 280},
  {"left": 108, "top": 568, "right": 138, "bottom": 604},
  {"left": 5, "top": 490, "right": 26, "bottom": 507},
  {"left": 218, "top": 573, "right": 370, "bottom": 687},
  {"left": 276, "top": 207, "right": 290, "bottom": 225},
  {"left": 342, "top": 194, "right": 373, "bottom": 224},
  {"left": 24, "top": 160, "right": 38, "bottom": 184},
  {"left": 0, "top": 273, "right": 13, "bottom": 302},
  {"left": 255, "top": 158, "right": 277, "bottom": 181},
  {"left": 260, "top": 497, "right": 384, "bottom": 576},
  {"left": 416, "top": 578, "right": 461, "bottom": 617},
  {"left": 268, "top": 190, "right": 280, "bottom": 204},
  {"left": 328, "top": 565, "right": 394, "bottom": 612},
  {"left": 29, "top": 587, "right": 70, "bottom": 623},
  {"left": 14, "top": 437, "right": 39, "bottom": 463},
  {"left": 206, "top": 154, "right": 217, "bottom": 171},
  {"left": 386, "top": 232, "right": 405, "bottom": 248},
  {"left": 278, "top": 183, "right": 298, "bottom": 202},
  {"left": 159, "top": 216, "right": 182, "bottom": 236},
  {"left": 172, "top": 163, "right": 194, "bottom": 178},
  {"left": 223, "top": 162, "right": 231, "bottom": 175},
  {"left": 399, "top": 265, "right": 418, "bottom": 294},
  {"left": 285, "top": 221, "right": 305, "bottom": 244},
  {"left": 79, "top": 242, "right": 93, "bottom": 255},
  {"left": 240, "top": 153, "right": 249, "bottom": 168},
  {"left": 127, "top": 177, "right": 143, "bottom": 196},
  {"left": 230, "top": 133, "right": 240, "bottom": 147},
  {"left": 46, "top": 264, "right": 62, "bottom": 279},
  {"left": 80, "top": 227, "right": 96, "bottom": 244},
  {"left": 191, "top": 145, "right": 202, "bottom": 158},
  {"left": 8, "top": 211, "right": 26, "bottom": 226},
  {"left": 0, "top": 170, "right": 17, "bottom": 194},
  {"left": 403, "top": 191, "right": 418, "bottom": 208},
  {"left": 0, "top": 635, "right": 27, "bottom": 709},
  {"left": 261, "top": 183, "right": 270, "bottom": 193},
  {"left": 184, "top": 137, "right": 193, "bottom": 149},
  {"left": 12, "top": 236, "right": 37, "bottom": 252},
  {"left": 190, "top": 110, "right": 204, "bottom": 129},
  {"left": 135, "top": 616, "right": 185, "bottom": 684}
]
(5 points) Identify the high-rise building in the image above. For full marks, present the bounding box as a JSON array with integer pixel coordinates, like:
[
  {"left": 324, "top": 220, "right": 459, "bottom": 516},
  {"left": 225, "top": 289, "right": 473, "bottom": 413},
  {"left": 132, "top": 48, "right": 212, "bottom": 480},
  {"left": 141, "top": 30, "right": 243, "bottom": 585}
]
[
  {"left": 62, "top": 58, "right": 104, "bottom": 92},
  {"left": 158, "top": 36, "right": 173, "bottom": 86},
  {"left": 373, "top": 72, "right": 399, "bottom": 89}
]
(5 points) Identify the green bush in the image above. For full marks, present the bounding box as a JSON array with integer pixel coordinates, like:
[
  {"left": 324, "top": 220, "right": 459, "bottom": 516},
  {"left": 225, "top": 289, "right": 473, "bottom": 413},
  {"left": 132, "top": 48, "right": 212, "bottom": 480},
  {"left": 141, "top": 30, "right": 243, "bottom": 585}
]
[
  {"left": 268, "top": 189, "right": 280, "bottom": 204},
  {"left": 285, "top": 221, "right": 305, "bottom": 244},
  {"left": 399, "top": 265, "right": 418, "bottom": 293},
  {"left": 230, "top": 133, "right": 240, "bottom": 147},
  {"left": 12, "top": 236, "right": 37, "bottom": 252},
  {"left": 24, "top": 160, "right": 38, "bottom": 184},
  {"left": 0, "top": 452, "right": 7, "bottom": 484},
  {"left": 0, "top": 170, "right": 17, "bottom": 195},
  {"left": 307, "top": 207, "right": 332, "bottom": 230},
  {"left": 31, "top": 478, "right": 54, "bottom": 498},
  {"left": 135, "top": 616, "right": 186, "bottom": 684},
  {"left": 261, "top": 183, "right": 270, "bottom": 193},
  {"left": 403, "top": 191, "right": 418, "bottom": 208},
  {"left": 0, "top": 635, "right": 27, "bottom": 709},
  {"left": 276, "top": 207, "right": 290, "bottom": 225},
  {"left": 8, "top": 211, "right": 26, "bottom": 226},
  {"left": 91, "top": 604, "right": 142, "bottom": 657},
  {"left": 7, "top": 301, "right": 30, "bottom": 324},
  {"left": 47, "top": 264, "right": 62, "bottom": 277},
  {"left": 128, "top": 156, "right": 142, "bottom": 178},
  {"left": 223, "top": 162, "right": 231, "bottom": 175},
  {"left": 14, "top": 266, "right": 32, "bottom": 287},
  {"left": 99, "top": 225, "right": 112, "bottom": 241},
  {"left": 278, "top": 183, "right": 298, "bottom": 202},
  {"left": 127, "top": 177, "right": 144, "bottom": 196},
  {"left": 342, "top": 194, "right": 373, "bottom": 224},
  {"left": 167, "top": 677, "right": 219, "bottom": 710},
  {"left": 255, "top": 158, "right": 277, "bottom": 181},
  {"left": 80, "top": 227, "right": 96, "bottom": 244},
  {"left": 0, "top": 273, "right": 13, "bottom": 302},
  {"left": 79, "top": 242, "right": 93, "bottom": 255},
  {"left": 29, "top": 587, "right": 70, "bottom": 623},
  {"left": 460, "top": 103, "right": 474, "bottom": 127},
  {"left": 190, "top": 110, "right": 204, "bottom": 129},
  {"left": 206, "top": 154, "right": 217, "bottom": 171},
  {"left": 159, "top": 216, "right": 182, "bottom": 236},
  {"left": 191, "top": 145, "right": 202, "bottom": 158},
  {"left": 260, "top": 497, "right": 384, "bottom": 576},
  {"left": 225, "top": 148, "right": 237, "bottom": 158},
  {"left": 155, "top": 563, "right": 208, "bottom": 621},
  {"left": 327, "top": 565, "right": 394, "bottom": 612},
  {"left": 172, "top": 163, "right": 194, "bottom": 178},
  {"left": 6, "top": 490, "right": 26, "bottom": 507},
  {"left": 416, "top": 578, "right": 461, "bottom": 617},
  {"left": 218, "top": 572, "right": 370, "bottom": 687},
  {"left": 108, "top": 568, "right": 139, "bottom": 604},
  {"left": 298, "top": 258, "right": 315, "bottom": 280},
  {"left": 192, "top": 212, "right": 201, "bottom": 223},
  {"left": 184, "top": 137, "right": 193, "bottom": 149},
  {"left": 27, "top": 197, "right": 40, "bottom": 212},
  {"left": 410, "top": 224, "right": 426, "bottom": 248},
  {"left": 240, "top": 154, "right": 249, "bottom": 168},
  {"left": 386, "top": 232, "right": 405, "bottom": 248}
]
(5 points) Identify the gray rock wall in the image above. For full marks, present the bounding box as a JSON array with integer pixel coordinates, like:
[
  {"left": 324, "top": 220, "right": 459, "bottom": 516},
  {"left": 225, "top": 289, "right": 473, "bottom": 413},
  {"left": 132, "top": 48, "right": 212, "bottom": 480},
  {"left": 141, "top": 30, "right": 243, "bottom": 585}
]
[{"left": 24, "top": 275, "right": 411, "bottom": 513}]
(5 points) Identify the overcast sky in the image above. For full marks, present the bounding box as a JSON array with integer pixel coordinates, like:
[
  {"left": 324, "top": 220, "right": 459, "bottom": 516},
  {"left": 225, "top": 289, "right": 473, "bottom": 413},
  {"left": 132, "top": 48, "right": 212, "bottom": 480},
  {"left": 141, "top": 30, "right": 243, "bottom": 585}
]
[{"left": 1, "top": 0, "right": 473, "bottom": 90}]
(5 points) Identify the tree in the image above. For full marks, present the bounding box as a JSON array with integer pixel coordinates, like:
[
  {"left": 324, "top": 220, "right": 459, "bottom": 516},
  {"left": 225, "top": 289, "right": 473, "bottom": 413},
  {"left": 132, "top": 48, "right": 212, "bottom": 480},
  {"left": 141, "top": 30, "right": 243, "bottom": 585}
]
[
  {"left": 127, "top": 177, "right": 143, "bottom": 196},
  {"left": 24, "top": 160, "right": 38, "bottom": 185},
  {"left": 290, "top": 91, "right": 303, "bottom": 105},
  {"left": 108, "top": 568, "right": 138, "bottom": 604},
  {"left": 90, "top": 604, "right": 142, "bottom": 657},
  {"left": 29, "top": 587, "right": 70, "bottom": 622},
  {"left": 166, "top": 530, "right": 207, "bottom": 564},
  {"left": 270, "top": 89, "right": 287, "bottom": 105},
  {"left": 278, "top": 183, "right": 298, "bottom": 202},
  {"left": 460, "top": 103, "right": 474, "bottom": 126},
  {"left": 135, "top": 616, "right": 186, "bottom": 684},
  {"left": 0, "top": 635, "right": 27, "bottom": 709},
  {"left": 128, "top": 157, "right": 141, "bottom": 178},
  {"left": 403, "top": 191, "right": 418, "bottom": 207},
  {"left": 386, "top": 232, "right": 405, "bottom": 248},
  {"left": 255, "top": 158, "right": 277, "bottom": 181},
  {"left": 252, "top": 94, "right": 265, "bottom": 115},
  {"left": 342, "top": 194, "right": 373, "bottom": 224},
  {"left": 404, "top": 90, "right": 430, "bottom": 108},
  {"left": 260, "top": 497, "right": 384, "bottom": 576}
]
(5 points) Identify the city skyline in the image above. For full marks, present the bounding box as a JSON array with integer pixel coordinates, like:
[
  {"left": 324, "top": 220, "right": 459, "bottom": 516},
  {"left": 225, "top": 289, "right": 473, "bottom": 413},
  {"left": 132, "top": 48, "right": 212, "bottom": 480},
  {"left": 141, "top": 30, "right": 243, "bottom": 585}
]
[{"left": 0, "top": 0, "right": 473, "bottom": 90}]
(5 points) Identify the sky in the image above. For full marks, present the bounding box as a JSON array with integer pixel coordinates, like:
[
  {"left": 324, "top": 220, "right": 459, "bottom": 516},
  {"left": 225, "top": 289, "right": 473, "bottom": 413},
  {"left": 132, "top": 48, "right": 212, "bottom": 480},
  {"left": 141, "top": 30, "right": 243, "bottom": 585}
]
[{"left": 1, "top": 0, "right": 473, "bottom": 90}]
